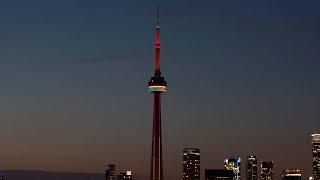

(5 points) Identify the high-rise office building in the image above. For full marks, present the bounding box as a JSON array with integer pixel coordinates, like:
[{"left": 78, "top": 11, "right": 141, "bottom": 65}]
[
  {"left": 312, "top": 134, "right": 320, "bottom": 180},
  {"left": 205, "top": 169, "right": 234, "bottom": 180},
  {"left": 282, "top": 169, "right": 302, "bottom": 180},
  {"left": 261, "top": 161, "right": 273, "bottom": 180},
  {"left": 224, "top": 157, "right": 241, "bottom": 180},
  {"left": 246, "top": 155, "right": 258, "bottom": 180},
  {"left": 106, "top": 164, "right": 116, "bottom": 180},
  {"left": 118, "top": 171, "right": 132, "bottom": 180},
  {"left": 183, "top": 148, "right": 200, "bottom": 180}
]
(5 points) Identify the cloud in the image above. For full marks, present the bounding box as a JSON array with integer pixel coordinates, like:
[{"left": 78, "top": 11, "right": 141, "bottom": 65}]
[{"left": 70, "top": 54, "right": 146, "bottom": 65}]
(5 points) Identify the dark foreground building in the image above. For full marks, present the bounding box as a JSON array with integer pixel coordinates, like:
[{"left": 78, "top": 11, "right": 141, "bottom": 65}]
[
  {"left": 183, "top": 148, "right": 200, "bottom": 180},
  {"left": 246, "top": 155, "right": 257, "bottom": 180},
  {"left": 106, "top": 164, "right": 116, "bottom": 180},
  {"left": 261, "top": 161, "right": 273, "bottom": 180},
  {"left": 224, "top": 157, "right": 241, "bottom": 180},
  {"left": 4, "top": 170, "right": 104, "bottom": 180},
  {"left": 118, "top": 171, "right": 132, "bottom": 180},
  {"left": 282, "top": 169, "right": 302, "bottom": 180},
  {"left": 205, "top": 169, "right": 234, "bottom": 180},
  {"left": 0, "top": 172, "right": 6, "bottom": 180},
  {"left": 312, "top": 134, "right": 320, "bottom": 180}
]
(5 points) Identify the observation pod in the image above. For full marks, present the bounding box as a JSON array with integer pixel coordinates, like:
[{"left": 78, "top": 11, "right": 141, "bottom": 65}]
[{"left": 148, "top": 76, "right": 167, "bottom": 93}]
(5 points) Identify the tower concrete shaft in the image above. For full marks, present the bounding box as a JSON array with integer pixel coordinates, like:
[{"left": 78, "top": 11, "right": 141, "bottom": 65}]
[{"left": 150, "top": 92, "right": 163, "bottom": 180}]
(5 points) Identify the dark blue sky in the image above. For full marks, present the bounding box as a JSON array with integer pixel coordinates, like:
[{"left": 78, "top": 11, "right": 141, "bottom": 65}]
[{"left": 0, "top": 0, "right": 320, "bottom": 179}]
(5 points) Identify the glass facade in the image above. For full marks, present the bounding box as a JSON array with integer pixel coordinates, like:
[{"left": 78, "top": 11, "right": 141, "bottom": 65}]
[
  {"left": 312, "top": 134, "right": 320, "bottom": 180},
  {"left": 261, "top": 161, "right": 273, "bottom": 180},
  {"left": 224, "top": 157, "right": 241, "bottom": 180},
  {"left": 246, "top": 155, "right": 257, "bottom": 180},
  {"left": 183, "top": 148, "right": 200, "bottom": 180}
]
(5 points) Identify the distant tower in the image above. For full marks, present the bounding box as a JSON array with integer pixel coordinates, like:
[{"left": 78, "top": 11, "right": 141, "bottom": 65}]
[
  {"left": 148, "top": 0, "right": 167, "bottom": 179},
  {"left": 282, "top": 169, "right": 302, "bottom": 180},
  {"left": 183, "top": 148, "right": 200, "bottom": 180},
  {"left": 246, "top": 155, "right": 258, "bottom": 180},
  {"left": 261, "top": 161, "right": 273, "bottom": 180},
  {"left": 224, "top": 157, "right": 241, "bottom": 180},
  {"left": 312, "top": 134, "right": 320, "bottom": 179},
  {"left": 106, "top": 164, "right": 116, "bottom": 180}
]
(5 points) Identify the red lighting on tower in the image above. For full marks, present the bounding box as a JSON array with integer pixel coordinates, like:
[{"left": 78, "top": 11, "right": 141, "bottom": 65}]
[{"left": 148, "top": 0, "right": 167, "bottom": 179}]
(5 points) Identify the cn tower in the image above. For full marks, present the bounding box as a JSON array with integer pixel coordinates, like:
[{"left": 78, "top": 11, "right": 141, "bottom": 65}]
[{"left": 148, "top": 0, "right": 167, "bottom": 179}]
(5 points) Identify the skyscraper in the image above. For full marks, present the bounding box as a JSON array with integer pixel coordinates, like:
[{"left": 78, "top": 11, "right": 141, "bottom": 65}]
[
  {"left": 205, "top": 169, "right": 234, "bottom": 180},
  {"left": 246, "top": 155, "right": 258, "bottom": 180},
  {"left": 224, "top": 157, "right": 241, "bottom": 180},
  {"left": 183, "top": 148, "right": 200, "bottom": 180},
  {"left": 261, "top": 161, "right": 273, "bottom": 180},
  {"left": 312, "top": 134, "right": 320, "bottom": 180},
  {"left": 106, "top": 164, "right": 116, "bottom": 180},
  {"left": 282, "top": 169, "right": 302, "bottom": 180},
  {"left": 148, "top": 0, "right": 167, "bottom": 179}
]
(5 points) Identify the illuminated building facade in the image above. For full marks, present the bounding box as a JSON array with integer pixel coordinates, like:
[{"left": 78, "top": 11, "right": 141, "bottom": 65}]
[
  {"left": 183, "top": 148, "right": 200, "bottom": 180},
  {"left": 205, "top": 169, "right": 234, "bottom": 180},
  {"left": 246, "top": 155, "right": 257, "bottom": 180},
  {"left": 261, "top": 161, "right": 273, "bottom": 180},
  {"left": 118, "top": 171, "right": 132, "bottom": 180},
  {"left": 282, "top": 169, "right": 302, "bottom": 180},
  {"left": 312, "top": 134, "right": 320, "bottom": 180},
  {"left": 224, "top": 157, "right": 241, "bottom": 180},
  {"left": 106, "top": 164, "right": 116, "bottom": 180}
]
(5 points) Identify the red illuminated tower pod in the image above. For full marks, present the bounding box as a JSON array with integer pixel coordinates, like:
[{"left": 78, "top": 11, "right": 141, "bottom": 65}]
[{"left": 148, "top": 1, "right": 167, "bottom": 180}]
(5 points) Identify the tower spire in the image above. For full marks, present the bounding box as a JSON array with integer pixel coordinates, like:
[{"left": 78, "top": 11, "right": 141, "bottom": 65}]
[
  {"left": 154, "top": 0, "right": 161, "bottom": 74},
  {"left": 156, "top": 0, "right": 160, "bottom": 23}
]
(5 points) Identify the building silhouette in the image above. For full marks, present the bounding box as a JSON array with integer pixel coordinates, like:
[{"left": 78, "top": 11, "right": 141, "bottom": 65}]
[
  {"left": 118, "top": 171, "right": 132, "bottom": 180},
  {"left": 261, "top": 161, "right": 273, "bottom": 180},
  {"left": 246, "top": 155, "right": 258, "bottom": 180},
  {"left": 0, "top": 172, "right": 6, "bottom": 180},
  {"left": 148, "top": 0, "right": 167, "bottom": 179},
  {"left": 205, "top": 169, "right": 234, "bottom": 180},
  {"left": 183, "top": 148, "right": 200, "bottom": 180},
  {"left": 106, "top": 164, "right": 116, "bottom": 180},
  {"left": 312, "top": 134, "right": 320, "bottom": 180},
  {"left": 224, "top": 157, "right": 241, "bottom": 180},
  {"left": 282, "top": 169, "right": 302, "bottom": 180}
]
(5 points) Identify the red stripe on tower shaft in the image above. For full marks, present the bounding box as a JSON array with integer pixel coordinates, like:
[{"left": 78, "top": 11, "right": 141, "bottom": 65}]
[{"left": 155, "top": 25, "right": 161, "bottom": 73}]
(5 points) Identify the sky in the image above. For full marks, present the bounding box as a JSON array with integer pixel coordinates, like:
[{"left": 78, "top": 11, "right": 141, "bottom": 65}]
[{"left": 0, "top": 0, "right": 320, "bottom": 179}]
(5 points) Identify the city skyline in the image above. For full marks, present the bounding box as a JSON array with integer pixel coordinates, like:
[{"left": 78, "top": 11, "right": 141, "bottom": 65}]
[{"left": 0, "top": 0, "right": 320, "bottom": 179}]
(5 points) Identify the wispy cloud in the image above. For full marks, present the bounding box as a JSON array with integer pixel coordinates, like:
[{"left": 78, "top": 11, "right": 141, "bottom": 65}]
[{"left": 70, "top": 54, "right": 146, "bottom": 65}]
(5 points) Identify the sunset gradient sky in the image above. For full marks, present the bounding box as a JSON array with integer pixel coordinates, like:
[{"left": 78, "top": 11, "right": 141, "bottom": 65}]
[{"left": 0, "top": 0, "right": 320, "bottom": 179}]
